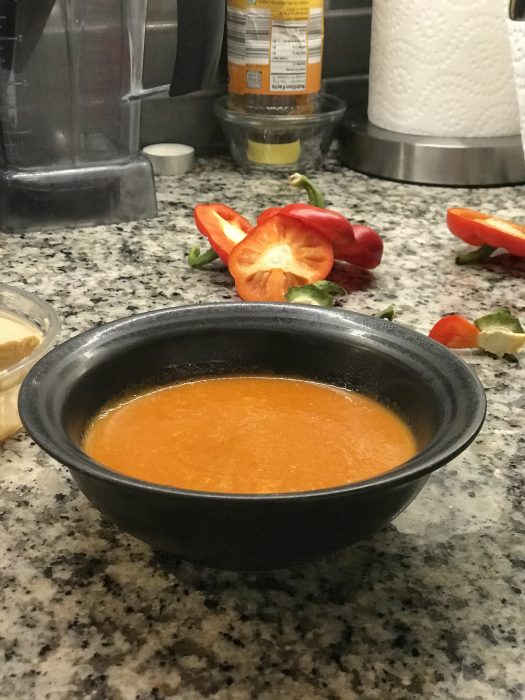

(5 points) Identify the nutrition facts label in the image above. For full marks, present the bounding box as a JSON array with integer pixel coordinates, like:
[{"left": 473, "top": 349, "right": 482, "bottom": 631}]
[
  {"left": 227, "top": 0, "right": 324, "bottom": 95},
  {"left": 270, "top": 20, "right": 308, "bottom": 92}
]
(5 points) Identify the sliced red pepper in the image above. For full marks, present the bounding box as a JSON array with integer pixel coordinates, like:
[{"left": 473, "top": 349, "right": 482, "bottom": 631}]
[
  {"left": 257, "top": 203, "right": 354, "bottom": 257},
  {"left": 447, "top": 208, "right": 525, "bottom": 257},
  {"left": 343, "top": 224, "right": 383, "bottom": 270},
  {"left": 228, "top": 214, "right": 334, "bottom": 302},
  {"left": 257, "top": 204, "right": 382, "bottom": 269},
  {"left": 257, "top": 203, "right": 354, "bottom": 245},
  {"left": 257, "top": 206, "right": 282, "bottom": 224},
  {"left": 194, "top": 203, "right": 252, "bottom": 262},
  {"left": 446, "top": 209, "right": 487, "bottom": 246},
  {"left": 428, "top": 315, "right": 480, "bottom": 349}
]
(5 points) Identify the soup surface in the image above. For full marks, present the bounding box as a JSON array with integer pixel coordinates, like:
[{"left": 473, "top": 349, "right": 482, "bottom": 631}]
[{"left": 83, "top": 376, "right": 417, "bottom": 494}]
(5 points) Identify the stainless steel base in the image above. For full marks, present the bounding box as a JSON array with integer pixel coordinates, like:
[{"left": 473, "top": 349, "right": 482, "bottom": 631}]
[{"left": 339, "top": 110, "right": 525, "bottom": 187}]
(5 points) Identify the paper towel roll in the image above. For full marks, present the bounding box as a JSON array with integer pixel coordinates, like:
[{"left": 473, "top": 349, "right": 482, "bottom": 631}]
[
  {"left": 507, "top": 1, "right": 525, "bottom": 154},
  {"left": 368, "top": 0, "right": 521, "bottom": 138}
]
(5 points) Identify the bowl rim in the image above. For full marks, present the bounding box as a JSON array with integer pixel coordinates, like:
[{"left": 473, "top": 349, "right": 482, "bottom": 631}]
[
  {"left": 0, "top": 282, "right": 61, "bottom": 380},
  {"left": 19, "top": 303, "right": 486, "bottom": 501},
  {"left": 214, "top": 93, "right": 347, "bottom": 127}
]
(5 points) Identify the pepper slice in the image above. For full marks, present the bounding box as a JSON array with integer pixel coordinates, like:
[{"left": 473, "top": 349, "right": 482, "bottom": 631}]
[
  {"left": 428, "top": 314, "right": 480, "bottom": 349},
  {"left": 194, "top": 203, "right": 252, "bottom": 262},
  {"left": 258, "top": 204, "right": 382, "bottom": 269},
  {"left": 257, "top": 203, "right": 354, "bottom": 248},
  {"left": 228, "top": 214, "right": 334, "bottom": 302},
  {"left": 447, "top": 208, "right": 525, "bottom": 258},
  {"left": 446, "top": 209, "right": 487, "bottom": 246}
]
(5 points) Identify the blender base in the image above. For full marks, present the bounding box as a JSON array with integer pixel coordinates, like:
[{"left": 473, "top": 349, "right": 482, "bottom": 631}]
[
  {"left": 339, "top": 109, "right": 525, "bottom": 187},
  {"left": 0, "top": 157, "right": 157, "bottom": 233}
]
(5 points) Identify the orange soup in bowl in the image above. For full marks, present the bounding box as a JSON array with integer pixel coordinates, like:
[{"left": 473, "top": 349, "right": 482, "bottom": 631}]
[{"left": 83, "top": 376, "right": 417, "bottom": 494}]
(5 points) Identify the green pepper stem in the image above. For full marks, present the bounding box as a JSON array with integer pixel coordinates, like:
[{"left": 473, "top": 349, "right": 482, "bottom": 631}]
[
  {"left": 455, "top": 245, "right": 496, "bottom": 265},
  {"left": 375, "top": 305, "right": 395, "bottom": 321},
  {"left": 288, "top": 173, "right": 325, "bottom": 208},
  {"left": 188, "top": 246, "right": 219, "bottom": 268}
]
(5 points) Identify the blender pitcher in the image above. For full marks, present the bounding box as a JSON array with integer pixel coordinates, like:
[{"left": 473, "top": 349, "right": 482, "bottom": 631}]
[{"left": 0, "top": 0, "right": 224, "bottom": 233}]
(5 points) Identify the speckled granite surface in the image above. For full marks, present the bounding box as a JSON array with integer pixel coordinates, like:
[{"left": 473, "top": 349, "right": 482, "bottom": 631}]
[{"left": 1, "top": 155, "right": 524, "bottom": 699}]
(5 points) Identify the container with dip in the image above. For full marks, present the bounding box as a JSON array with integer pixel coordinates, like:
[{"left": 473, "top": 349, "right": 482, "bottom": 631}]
[{"left": 0, "top": 284, "right": 60, "bottom": 441}]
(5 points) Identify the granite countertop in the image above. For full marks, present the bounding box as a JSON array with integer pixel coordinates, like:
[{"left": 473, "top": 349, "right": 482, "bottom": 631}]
[{"left": 1, "top": 155, "right": 524, "bottom": 699}]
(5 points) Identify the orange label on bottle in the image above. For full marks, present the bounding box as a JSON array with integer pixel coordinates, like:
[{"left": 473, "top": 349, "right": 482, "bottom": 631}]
[{"left": 227, "top": 0, "right": 324, "bottom": 95}]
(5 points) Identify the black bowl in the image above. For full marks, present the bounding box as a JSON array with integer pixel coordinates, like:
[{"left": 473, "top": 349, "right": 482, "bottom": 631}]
[{"left": 19, "top": 303, "right": 486, "bottom": 571}]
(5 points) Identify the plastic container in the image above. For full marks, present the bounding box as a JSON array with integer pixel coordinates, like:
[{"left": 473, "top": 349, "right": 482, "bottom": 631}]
[
  {"left": 0, "top": 284, "right": 60, "bottom": 441},
  {"left": 215, "top": 93, "right": 346, "bottom": 172}
]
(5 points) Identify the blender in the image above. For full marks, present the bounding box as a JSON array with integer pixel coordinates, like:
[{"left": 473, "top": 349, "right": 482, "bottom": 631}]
[{"left": 0, "top": 0, "right": 224, "bottom": 232}]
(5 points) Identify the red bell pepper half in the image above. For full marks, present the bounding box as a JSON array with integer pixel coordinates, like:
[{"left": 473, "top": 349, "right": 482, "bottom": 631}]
[
  {"left": 228, "top": 214, "right": 334, "bottom": 302},
  {"left": 258, "top": 204, "right": 383, "bottom": 269},
  {"left": 346, "top": 224, "right": 384, "bottom": 270},
  {"left": 194, "top": 203, "right": 252, "bottom": 262},
  {"left": 447, "top": 208, "right": 525, "bottom": 261}
]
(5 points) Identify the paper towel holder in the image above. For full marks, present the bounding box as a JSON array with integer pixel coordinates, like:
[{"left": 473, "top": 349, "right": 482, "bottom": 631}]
[{"left": 339, "top": 108, "right": 525, "bottom": 187}]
